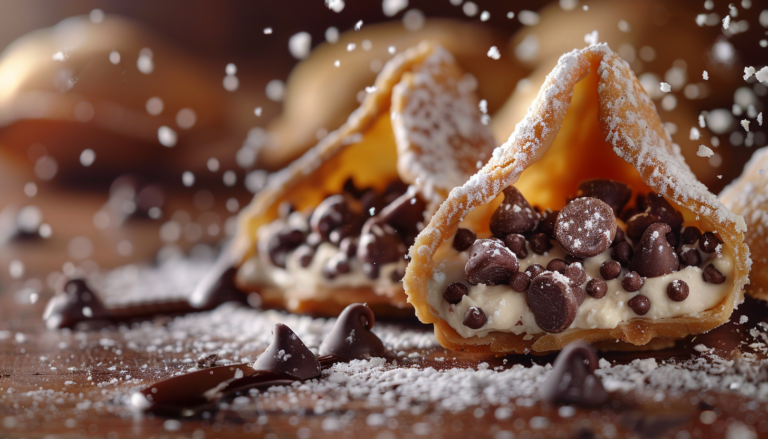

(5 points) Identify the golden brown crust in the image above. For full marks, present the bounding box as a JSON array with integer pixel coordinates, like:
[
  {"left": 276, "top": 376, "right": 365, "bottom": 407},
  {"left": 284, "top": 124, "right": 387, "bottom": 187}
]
[{"left": 404, "top": 45, "right": 750, "bottom": 354}]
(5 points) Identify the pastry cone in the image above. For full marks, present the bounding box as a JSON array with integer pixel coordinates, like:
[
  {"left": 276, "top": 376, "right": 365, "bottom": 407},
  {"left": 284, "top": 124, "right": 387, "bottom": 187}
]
[
  {"left": 231, "top": 41, "right": 495, "bottom": 316},
  {"left": 404, "top": 45, "right": 749, "bottom": 354},
  {"left": 258, "top": 20, "right": 526, "bottom": 170},
  {"left": 720, "top": 147, "right": 768, "bottom": 300}
]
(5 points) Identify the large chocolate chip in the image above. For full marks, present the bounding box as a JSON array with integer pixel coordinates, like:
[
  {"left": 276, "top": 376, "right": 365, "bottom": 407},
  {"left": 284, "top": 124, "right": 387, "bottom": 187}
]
[
  {"left": 611, "top": 241, "right": 633, "bottom": 267},
  {"left": 565, "top": 263, "right": 587, "bottom": 287},
  {"left": 310, "top": 195, "right": 353, "bottom": 240},
  {"left": 453, "top": 228, "right": 477, "bottom": 252},
  {"left": 463, "top": 307, "right": 488, "bottom": 329},
  {"left": 464, "top": 239, "right": 519, "bottom": 286},
  {"left": 600, "top": 260, "right": 622, "bottom": 280},
  {"left": 586, "top": 278, "right": 607, "bottom": 299},
  {"left": 554, "top": 198, "right": 616, "bottom": 258},
  {"left": 378, "top": 187, "right": 426, "bottom": 241},
  {"left": 530, "top": 233, "right": 553, "bottom": 255},
  {"left": 627, "top": 295, "right": 651, "bottom": 315},
  {"left": 575, "top": 179, "right": 632, "bottom": 215},
  {"left": 678, "top": 248, "right": 701, "bottom": 267},
  {"left": 318, "top": 303, "right": 387, "bottom": 360},
  {"left": 625, "top": 212, "right": 662, "bottom": 241},
  {"left": 630, "top": 223, "right": 679, "bottom": 278},
  {"left": 504, "top": 234, "right": 528, "bottom": 259},
  {"left": 537, "top": 210, "right": 558, "bottom": 238},
  {"left": 267, "top": 228, "right": 306, "bottom": 268},
  {"left": 509, "top": 272, "right": 531, "bottom": 292},
  {"left": 621, "top": 271, "right": 644, "bottom": 292},
  {"left": 339, "top": 237, "right": 357, "bottom": 258},
  {"left": 527, "top": 272, "right": 579, "bottom": 333},
  {"left": 358, "top": 219, "right": 405, "bottom": 265},
  {"left": 699, "top": 232, "right": 722, "bottom": 254},
  {"left": 444, "top": 282, "right": 469, "bottom": 304},
  {"left": 703, "top": 264, "right": 726, "bottom": 284},
  {"left": 252, "top": 324, "right": 321, "bottom": 380},
  {"left": 43, "top": 279, "right": 110, "bottom": 330},
  {"left": 682, "top": 227, "right": 702, "bottom": 245},
  {"left": 667, "top": 280, "right": 689, "bottom": 302},
  {"left": 540, "top": 341, "right": 608, "bottom": 406},
  {"left": 489, "top": 186, "right": 539, "bottom": 236},
  {"left": 646, "top": 194, "right": 684, "bottom": 230}
]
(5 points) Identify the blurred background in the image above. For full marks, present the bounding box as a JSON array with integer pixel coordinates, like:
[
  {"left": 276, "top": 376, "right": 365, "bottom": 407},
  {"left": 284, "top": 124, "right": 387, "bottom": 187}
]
[{"left": 0, "top": 0, "right": 765, "bottom": 310}]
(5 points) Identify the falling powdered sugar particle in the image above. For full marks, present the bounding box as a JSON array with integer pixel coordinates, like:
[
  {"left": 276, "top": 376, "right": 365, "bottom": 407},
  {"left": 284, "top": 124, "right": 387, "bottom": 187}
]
[
  {"left": 744, "top": 66, "right": 756, "bottom": 81},
  {"left": 741, "top": 120, "right": 750, "bottom": 131},
  {"left": 697, "top": 145, "right": 714, "bottom": 158},
  {"left": 660, "top": 82, "right": 671, "bottom": 93},
  {"left": 487, "top": 46, "right": 500, "bottom": 60}
]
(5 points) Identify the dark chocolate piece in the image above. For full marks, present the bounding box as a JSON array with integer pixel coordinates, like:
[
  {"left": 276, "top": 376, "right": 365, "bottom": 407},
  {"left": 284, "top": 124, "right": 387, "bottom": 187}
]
[
  {"left": 646, "top": 194, "right": 684, "bottom": 230},
  {"left": 489, "top": 186, "right": 539, "bottom": 237},
  {"left": 443, "top": 282, "right": 469, "bottom": 304},
  {"left": 310, "top": 195, "right": 353, "bottom": 240},
  {"left": 699, "top": 232, "right": 722, "bottom": 254},
  {"left": 525, "top": 264, "right": 546, "bottom": 279},
  {"left": 390, "top": 268, "right": 404, "bottom": 283},
  {"left": 611, "top": 241, "right": 633, "bottom": 267},
  {"left": 527, "top": 272, "right": 578, "bottom": 333},
  {"left": 453, "top": 228, "right": 477, "bottom": 251},
  {"left": 509, "top": 272, "right": 531, "bottom": 292},
  {"left": 266, "top": 227, "right": 305, "bottom": 268},
  {"left": 628, "top": 295, "right": 651, "bottom": 315},
  {"left": 295, "top": 245, "right": 315, "bottom": 268},
  {"left": 630, "top": 223, "right": 679, "bottom": 278},
  {"left": 339, "top": 237, "right": 357, "bottom": 257},
  {"left": 377, "top": 186, "right": 425, "bottom": 242},
  {"left": 464, "top": 239, "right": 519, "bottom": 286},
  {"left": 611, "top": 226, "right": 625, "bottom": 247},
  {"left": 565, "top": 263, "right": 587, "bottom": 287},
  {"left": 667, "top": 280, "right": 689, "bottom": 302},
  {"left": 600, "top": 260, "right": 622, "bottom": 280},
  {"left": 703, "top": 264, "right": 726, "bottom": 284},
  {"left": 463, "top": 307, "right": 488, "bottom": 329},
  {"left": 621, "top": 271, "right": 644, "bottom": 292},
  {"left": 554, "top": 198, "right": 616, "bottom": 258},
  {"left": 529, "top": 233, "right": 553, "bottom": 255},
  {"left": 323, "top": 253, "right": 351, "bottom": 279},
  {"left": 504, "top": 233, "right": 528, "bottom": 259},
  {"left": 537, "top": 209, "right": 558, "bottom": 238},
  {"left": 318, "top": 304, "right": 387, "bottom": 360},
  {"left": 682, "top": 226, "right": 702, "bottom": 245},
  {"left": 43, "top": 279, "right": 110, "bottom": 330},
  {"left": 575, "top": 179, "right": 632, "bottom": 215},
  {"left": 252, "top": 324, "right": 321, "bottom": 380},
  {"left": 189, "top": 257, "right": 250, "bottom": 310},
  {"left": 679, "top": 247, "right": 701, "bottom": 267},
  {"left": 540, "top": 341, "right": 608, "bottom": 406},
  {"left": 626, "top": 212, "right": 662, "bottom": 241},
  {"left": 586, "top": 278, "right": 607, "bottom": 299},
  {"left": 358, "top": 219, "right": 406, "bottom": 265},
  {"left": 547, "top": 258, "right": 567, "bottom": 274}
]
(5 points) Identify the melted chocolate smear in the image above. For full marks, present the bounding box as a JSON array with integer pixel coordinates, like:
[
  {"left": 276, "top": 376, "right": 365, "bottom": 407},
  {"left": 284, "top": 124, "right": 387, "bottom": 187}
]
[
  {"left": 253, "top": 324, "right": 321, "bottom": 380},
  {"left": 43, "top": 279, "right": 111, "bottom": 330},
  {"left": 541, "top": 341, "right": 608, "bottom": 406},
  {"left": 318, "top": 303, "right": 387, "bottom": 360}
]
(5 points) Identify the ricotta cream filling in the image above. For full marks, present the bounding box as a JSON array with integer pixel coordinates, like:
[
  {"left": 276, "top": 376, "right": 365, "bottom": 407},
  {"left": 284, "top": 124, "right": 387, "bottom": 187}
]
[{"left": 427, "top": 228, "right": 733, "bottom": 339}]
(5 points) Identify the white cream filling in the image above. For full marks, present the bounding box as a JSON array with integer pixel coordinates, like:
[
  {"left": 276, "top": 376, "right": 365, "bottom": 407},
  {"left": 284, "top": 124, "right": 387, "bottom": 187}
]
[{"left": 427, "top": 231, "right": 734, "bottom": 339}]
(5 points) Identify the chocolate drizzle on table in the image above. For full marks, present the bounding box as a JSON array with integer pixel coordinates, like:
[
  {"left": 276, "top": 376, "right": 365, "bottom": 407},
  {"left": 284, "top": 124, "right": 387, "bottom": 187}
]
[{"left": 131, "top": 303, "right": 388, "bottom": 416}]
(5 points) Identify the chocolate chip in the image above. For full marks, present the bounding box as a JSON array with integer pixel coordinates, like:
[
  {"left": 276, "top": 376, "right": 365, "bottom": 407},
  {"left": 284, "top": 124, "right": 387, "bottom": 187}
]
[
  {"left": 310, "top": 195, "right": 353, "bottom": 240},
  {"left": 339, "top": 237, "right": 357, "bottom": 257},
  {"left": 565, "top": 263, "right": 587, "bottom": 287},
  {"left": 625, "top": 212, "right": 662, "bottom": 241},
  {"left": 358, "top": 219, "right": 405, "bottom": 265},
  {"left": 679, "top": 248, "right": 701, "bottom": 267},
  {"left": 453, "top": 228, "right": 477, "bottom": 251},
  {"left": 43, "top": 278, "right": 110, "bottom": 330},
  {"left": 390, "top": 269, "right": 404, "bottom": 283},
  {"left": 504, "top": 234, "right": 528, "bottom": 259},
  {"left": 573, "top": 286, "right": 586, "bottom": 306},
  {"left": 630, "top": 223, "right": 680, "bottom": 278},
  {"left": 267, "top": 228, "right": 306, "bottom": 268},
  {"left": 611, "top": 226, "right": 626, "bottom": 247},
  {"left": 362, "top": 262, "right": 379, "bottom": 280},
  {"left": 318, "top": 303, "right": 387, "bottom": 360},
  {"left": 343, "top": 177, "right": 366, "bottom": 198},
  {"left": 489, "top": 186, "right": 539, "bottom": 237},
  {"left": 306, "top": 232, "right": 322, "bottom": 247},
  {"left": 509, "top": 272, "right": 531, "bottom": 292},
  {"left": 526, "top": 264, "right": 546, "bottom": 279},
  {"left": 682, "top": 227, "right": 702, "bottom": 245},
  {"left": 323, "top": 253, "right": 351, "bottom": 279},
  {"left": 530, "top": 233, "right": 553, "bottom": 255},
  {"left": 621, "top": 271, "right": 644, "bottom": 292},
  {"left": 464, "top": 239, "right": 519, "bottom": 285},
  {"left": 600, "top": 260, "right": 622, "bottom": 280},
  {"left": 699, "top": 232, "right": 722, "bottom": 254},
  {"left": 703, "top": 264, "right": 726, "bottom": 284},
  {"left": 665, "top": 231, "right": 679, "bottom": 248},
  {"left": 547, "top": 259, "right": 568, "bottom": 274},
  {"left": 329, "top": 222, "right": 360, "bottom": 245},
  {"left": 611, "top": 241, "right": 633, "bottom": 267},
  {"left": 537, "top": 210, "right": 558, "bottom": 238},
  {"left": 628, "top": 295, "right": 651, "bottom": 315},
  {"left": 540, "top": 341, "right": 608, "bottom": 406},
  {"left": 527, "top": 272, "right": 579, "bottom": 333},
  {"left": 667, "top": 280, "right": 689, "bottom": 302},
  {"left": 564, "top": 254, "right": 584, "bottom": 265},
  {"left": 463, "top": 307, "right": 487, "bottom": 329},
  {"left": 444, "top": 282, "right": 469, "bottom": 304},
  {"left": 252, "top": 324, "right": 321, "bottom": 380},
  {"left": 378, "top": 187, "right": 425, "bottom": 241},
  {"left": 554, "top": 198, "right": 617, "bottom": 258},
  {"left": 586, "top": 279, "right": 607, "bottom": 299},
  {"left": 646, "top": 194, "right": 684, "bottom": 230},
  {"left": 636, "top": 193, "right": 649, "bottom": 212},
  {"left": 575, "top": 179, "right": 633, "bottom": 215},
  {"left": 294, "top": 245, "right": 315, "bottom": 268}
]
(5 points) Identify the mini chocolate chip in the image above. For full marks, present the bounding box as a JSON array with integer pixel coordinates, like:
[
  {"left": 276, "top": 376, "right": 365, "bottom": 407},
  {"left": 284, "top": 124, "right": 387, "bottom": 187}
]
[
  {"left": 465, "top": 239, "right": 519, "bottom": 285},
  {"left": 489, "top": 186, "right": 539, "bottom": 236},
  {"left": 646, "top": 194, "right": 684, "bottom": 230},
  {"left": 679, "top": 248, "right": 701, "bottom": 267},
  {"left": 565, "top": 263, "right": 587, "bottom": 287},
  {"left": 537, "top": 210, "right": 559, "bottom": 238},
  {"left": 509, "top": 272, "right": 531, "bottom": 292},
  {"left": 443, "top": 282, "right": 469, "bottom": 304},
  {"left": 703, "top": 264, "right": 726, "bottom": 284},
  {"left": 625, "top": 212, "right": 662, "bottom": 241},
  {"left": 310, "top": 195, "right": 353, "bottom": 240},
  {"left": 390, "top": 269, "right": 404, "bottom": 283},
  {"left": 323, "top": 253, "right": 350, "bottom": 279},
  {"left": 575, "top": 179, "right": 633, "bottom": 215},
  {"left": 600, "top": 260, "right": 622, "bottom": 280},
  {"left": 530, "top": 233, "right": 553, "bottom": 255},
  {"left": 504, "top": 234, "right": 528, "bottom": 259},
  {"left": 554, "top": 198, "right": 617, "bottom": 258},
  {"left": 267, "top": 228, "right": 306, "bottom": 268},
  {"left": 463, "top": 307, "right": 488, "bottom": 329},
  {"left": 627, "top": 295, "right": 651, "bottom": 315},
  {"left": 527, "top": 272, "right": 578, "bottom": 333},
  {"left": 294, "top": 245, "right": 315, "bottom": 268},
  {"left": 339, "top": 237, "right": 357, "bottom": 258},
  {"left": 611, "top": 226, "right": 626, "bottom": 247},
  {"left": 621, "top": 271, "right": 644, "bottom": 292},
  {"left": 526, "top": 264, "right": 546, "bottom": 279},
  {"left": 667, "top": 280, "right": 689, "bottom": 302},
  {"left": 682, "top": 227, "right": 702, "bottom": 245},
  {"left": 699, "top": 232, "right": 722, "bottom": 254},
  {"left": 363, "top": 262, "right": 379, "bottom": 280},
  {"left": 540, "top": 341, "right": 608, "bottom": 407},
  {"left": 665, "top": 231, "right": 679, "bottom": 248},
  {"left": 586, "top": 278, "right": 607, "bottom": 299},
  {"left": 547, "top": 259, "right": 568, "bottom": 274},
  {"left": 630, "top": 223, "right": 679, "bottom": 278},
  {"left": 611, "top": 241, "right": 634, "bottom": 267},
  {"left": 453, "top": 228, "right": 477, "bottom": 251}
]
